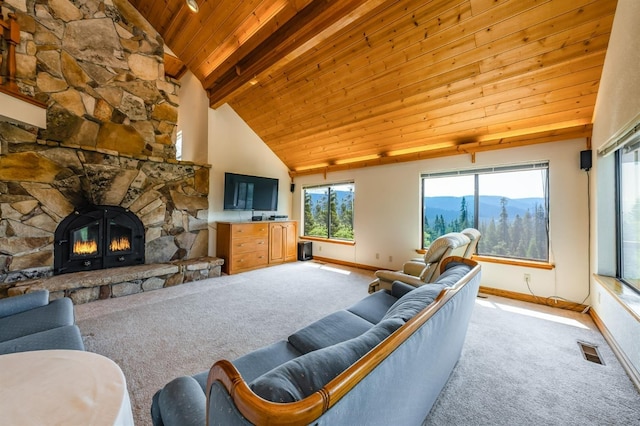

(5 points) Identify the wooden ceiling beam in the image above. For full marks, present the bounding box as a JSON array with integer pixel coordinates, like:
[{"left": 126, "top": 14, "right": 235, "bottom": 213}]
[
  {"left": 276, "top": 106, "right": 595, "bottom": 167},
  {"left": 188, "top": 2, "right": 304, "bottom": 90},
  {"left": 206, "top": 0, "right": 392, "bottom": 108},
  {"left": 289, "top": 124, "right": 593, "bottom": 176}
]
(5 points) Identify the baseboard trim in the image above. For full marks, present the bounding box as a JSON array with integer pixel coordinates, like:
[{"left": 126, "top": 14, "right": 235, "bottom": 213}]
[
  {"left": 478, "top": 286, "right": 589, "bottom": 312},
  {"left": 309, "top": 256, "right": 378, "bottom": 271},
  {"left": 308, "top": 259, "right": 588, "bottom": 312},
  {"left": 590, "top": 309, "right": 640, "bottom": 392}
]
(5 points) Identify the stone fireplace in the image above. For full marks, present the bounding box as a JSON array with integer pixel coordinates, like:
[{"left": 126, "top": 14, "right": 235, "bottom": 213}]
[{"left": 0, "top": 0, "right": 215, "bottom": 300}]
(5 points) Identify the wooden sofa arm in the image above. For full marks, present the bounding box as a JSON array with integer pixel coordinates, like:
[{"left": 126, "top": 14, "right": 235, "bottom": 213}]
[
  {"left": 206, "top": 360, "right": 325, "bottom": 425},
  {"left": 440, "top": 256, "right": 476, "bottom": 273}
]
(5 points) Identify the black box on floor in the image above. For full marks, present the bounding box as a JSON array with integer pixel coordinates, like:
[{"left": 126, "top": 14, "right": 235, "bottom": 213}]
[{"left": 297, "top": 241, "right": 312, "bottom": 261}]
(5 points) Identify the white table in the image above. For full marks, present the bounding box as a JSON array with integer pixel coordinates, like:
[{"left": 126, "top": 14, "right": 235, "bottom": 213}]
[{"left": 0, "top": 349, "right": 134, "bottom": 425}]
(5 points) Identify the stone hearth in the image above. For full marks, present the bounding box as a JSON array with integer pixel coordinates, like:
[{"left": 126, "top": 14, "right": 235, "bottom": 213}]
[{"left": 7, "top": 257, "right": 224, "bottom": 304}]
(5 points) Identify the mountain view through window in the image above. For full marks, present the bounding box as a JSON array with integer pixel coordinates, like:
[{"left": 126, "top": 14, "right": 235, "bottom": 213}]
[{"left": 422, "top": 165, "right": 549, "bottom": 262}]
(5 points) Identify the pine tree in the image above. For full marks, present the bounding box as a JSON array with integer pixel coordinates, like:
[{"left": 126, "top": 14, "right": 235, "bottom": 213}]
[
  {"left": 523, "top": 209, "right": 533, "bottom": 258},
  {"left": 534, "top": 203, "right": 548, "bottom": 260},
  {"left": 423, "top": 217, "right": 432, "bottom": 247},
  {"left": 303, "top": 192, "right": 314, "bottom": 233},
  {"left": 334, "top": 191, "right": 354, "bottom": 239},
  {"left": 436, "top": 214, "right": 446, "bottom": 237},
  {"left": 329, "top": 190, "right": 339, "bottom": 238},
  {"left": 498, "top": 197, "right": 510, "bottom": 250},
  {"left": 459, "top": 197, "right": 469, "bottom": 229},
  {"left": 511, "top": 214, "right": 525, "bottom": 257},
  {"left": 481, "top": 218, "right": 498, "bottom": 254},
  {"left": 312, "top": 193, "right": 328, "bottom": 237}
]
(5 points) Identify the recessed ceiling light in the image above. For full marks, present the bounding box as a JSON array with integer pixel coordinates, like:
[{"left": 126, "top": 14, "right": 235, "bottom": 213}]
[{"left": 186, "top": 0, "right": 199, "bottom": 13}]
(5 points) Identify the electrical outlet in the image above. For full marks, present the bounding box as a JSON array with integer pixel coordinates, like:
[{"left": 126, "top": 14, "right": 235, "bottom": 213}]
[
  {"left": 524, "top": 273, "right": 531, "bottom": 284},
  {"left": 318, "top": 245, "right": 322, "bottom": 252},
  {"left": 375, "top": 253, "right": 379, "bottom": 260},
  {"left": 388, "top": 255, "right": 393, "bottom": 262}
]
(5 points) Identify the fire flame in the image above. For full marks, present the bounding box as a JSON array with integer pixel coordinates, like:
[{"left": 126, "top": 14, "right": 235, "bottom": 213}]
[
  {"left": 73, "top": 239, "right": 98, "bottom": 255},
  {"left": 110, "top": 236, "right": 131, "bottom": 252}
]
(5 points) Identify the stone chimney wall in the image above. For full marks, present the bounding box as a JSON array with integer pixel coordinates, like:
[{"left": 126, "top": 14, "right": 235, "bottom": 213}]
[{"left": 0, "top": 0, "right": 210, "bottom": 289}]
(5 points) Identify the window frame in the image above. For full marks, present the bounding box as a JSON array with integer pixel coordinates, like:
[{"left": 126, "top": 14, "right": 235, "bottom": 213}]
[
  {"left": 421, "top": 162, "right": 550, "bottom": 262},
  {"left": 302, "top": 181, "right": 355, "bottom": 242},
  {"left": 615, "top": 141, "right": 640, "bottom": 294}
]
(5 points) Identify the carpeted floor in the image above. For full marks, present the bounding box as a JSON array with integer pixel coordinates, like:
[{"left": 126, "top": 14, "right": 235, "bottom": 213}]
[
  {"left": 75, "top": 261, "right": 640, "bottom": 425},
  {"left": 424, "top": 296, "right": 640, "bottom": 425}
]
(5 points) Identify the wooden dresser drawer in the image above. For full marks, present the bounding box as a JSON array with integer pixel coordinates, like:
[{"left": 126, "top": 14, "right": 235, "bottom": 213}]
[
  {"left": 230, "top": 251, "right": 268, "bottom": 271},
  {"left": 232, "top": 237, "right": 268, "bottom": 254},
  {"left": 231, "top": 223, "right": 269, "bottom": 238}
]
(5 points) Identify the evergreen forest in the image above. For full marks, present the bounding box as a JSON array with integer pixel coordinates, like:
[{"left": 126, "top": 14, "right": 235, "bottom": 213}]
[
  {"left": 424, "top": 196, "right": 549, "bottom": 261},
  {"left": 304, "top": 189, "right": 354, "bottom": 240}
]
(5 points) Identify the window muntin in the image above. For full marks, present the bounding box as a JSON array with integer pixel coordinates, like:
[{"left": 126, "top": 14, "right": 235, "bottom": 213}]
[
  {"left": 618, "top": 143, "right": 640, "bottom": 292},
  {"left": 422, "top": 164, "right": 549, "bottom": 262},
  {"left": 303, "top": 182, "right": 354, "bottom": 241}
]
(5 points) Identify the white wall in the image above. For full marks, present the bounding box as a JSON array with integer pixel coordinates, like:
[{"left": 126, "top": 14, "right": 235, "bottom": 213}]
[
  {"left": 292, "top": 139, "right": 591, "bottom": 303},
  {"left": 0, "top": 91, "right": 47, "bottom": 129},
  {"left": 590, "top": 0, "right": 640, "bottom": 376},
  {"left": 177, "top": 71, "right": 209, "bottom": 162},
  {"left": 207, "top": 104, "right": 292, "bottom": 253}
]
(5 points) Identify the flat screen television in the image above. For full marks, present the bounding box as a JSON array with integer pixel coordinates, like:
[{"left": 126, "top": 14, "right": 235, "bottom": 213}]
[{"left": 223, "top": 172, "right": 279, "bottom": 211}]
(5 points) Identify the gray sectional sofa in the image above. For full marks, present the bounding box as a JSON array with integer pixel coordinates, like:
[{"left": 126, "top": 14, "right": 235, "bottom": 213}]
[
  {"left": 0, "top": 290, "right": 84, "bottom": 354},
  {"left": 151, "top": 256, "right": 481, "bottom": 425}
]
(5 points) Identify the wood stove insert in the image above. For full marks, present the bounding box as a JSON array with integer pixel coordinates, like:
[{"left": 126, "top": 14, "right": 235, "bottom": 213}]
[{"left": 54, "top": 206, "right": 145, "bottom": 275}]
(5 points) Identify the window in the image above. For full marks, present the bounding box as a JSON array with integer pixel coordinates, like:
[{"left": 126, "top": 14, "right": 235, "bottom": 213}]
[
  {"left": 616, "top": 135, "right": 640, "bottom": 292},
  {"left": 303, "top": 182, "right": 354, "bottom": 241},
  {"left": 175, "top": 130, "right": 183, "bottom": 160},
  {"left": 422, "top": 163, "right": 549, "bottom": 261}
]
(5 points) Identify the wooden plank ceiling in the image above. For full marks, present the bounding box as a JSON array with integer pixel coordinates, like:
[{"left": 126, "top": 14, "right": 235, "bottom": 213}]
[{"left": 129, "top": 0, "right": 618, "bottom": 176}]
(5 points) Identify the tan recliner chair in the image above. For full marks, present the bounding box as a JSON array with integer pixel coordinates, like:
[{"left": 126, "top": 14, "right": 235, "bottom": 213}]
[
  {"left": 461, "top": 228, "right": 481, "bottom": 258},
  {"left": 368, "top": 232, "right": 470, "bottom": 293}
]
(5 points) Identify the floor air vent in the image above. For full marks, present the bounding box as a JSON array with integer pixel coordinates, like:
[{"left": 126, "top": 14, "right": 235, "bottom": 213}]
[{"left": 578, "top": 341, "right": 604, "bottom": 365}]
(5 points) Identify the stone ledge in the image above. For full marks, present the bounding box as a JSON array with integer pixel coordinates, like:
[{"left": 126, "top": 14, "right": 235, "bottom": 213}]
[
  {"left": 173, "top": 257, "right": 224, "bottom": 271},
  {"left": 6, "top": 257, "right": 224, "bottom": 304}
]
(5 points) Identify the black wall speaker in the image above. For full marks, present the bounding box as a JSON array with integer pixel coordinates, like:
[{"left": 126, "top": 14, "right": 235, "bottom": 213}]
[
  {"left": 580, "top": 149, "right": 592, "bottom": 171},
  {"left": 290, "top": 183, "right": 295, "bottom": 192}
]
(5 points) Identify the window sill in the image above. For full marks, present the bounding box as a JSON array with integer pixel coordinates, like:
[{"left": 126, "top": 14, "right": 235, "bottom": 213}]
[
  {"left": 593, "top": 275, "right": 640, "bottom": 323},
  {"left": 299, "top": 236, "right": 355, "bottom": 246},
  {"left": 471, "top": 255, "right": 555, "bottom": 270}
]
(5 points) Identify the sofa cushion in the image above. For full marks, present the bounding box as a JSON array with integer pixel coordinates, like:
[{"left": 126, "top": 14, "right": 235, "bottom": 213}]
[
  {"left": 0, "top": 298, "right": 75, "bottom": 343},
  {"left": 391, "top": 281, "right": 417, "bottom": 298},
  {"left": 381, "top": 264, "right": 472, "bottom": 323},
  {"left": 437, "top": 262, "right": 472, "bottom": 286},
  {"left": 382, "top": 283, "right": 447, "bottom": 323},
  {"left": 232, "top": 341, "right": 302, "bottom": 383},
  {"left": 347, "top": 290, "right": 398, "bottom": 324},
  {"left": 0, "top": 325, "right": 84, "bottom": 355},
  {"left": 288, "top": 310, "right": 374, "bottom": 354},
  {"left": 156, "top": 376, "right": 206, "bottom": 426},
  {"left": 251, "top": 318, "right": 403, "bottom": 403},
  {"left": 0, "top": 290, "right": 49, "bottom": 319}
]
